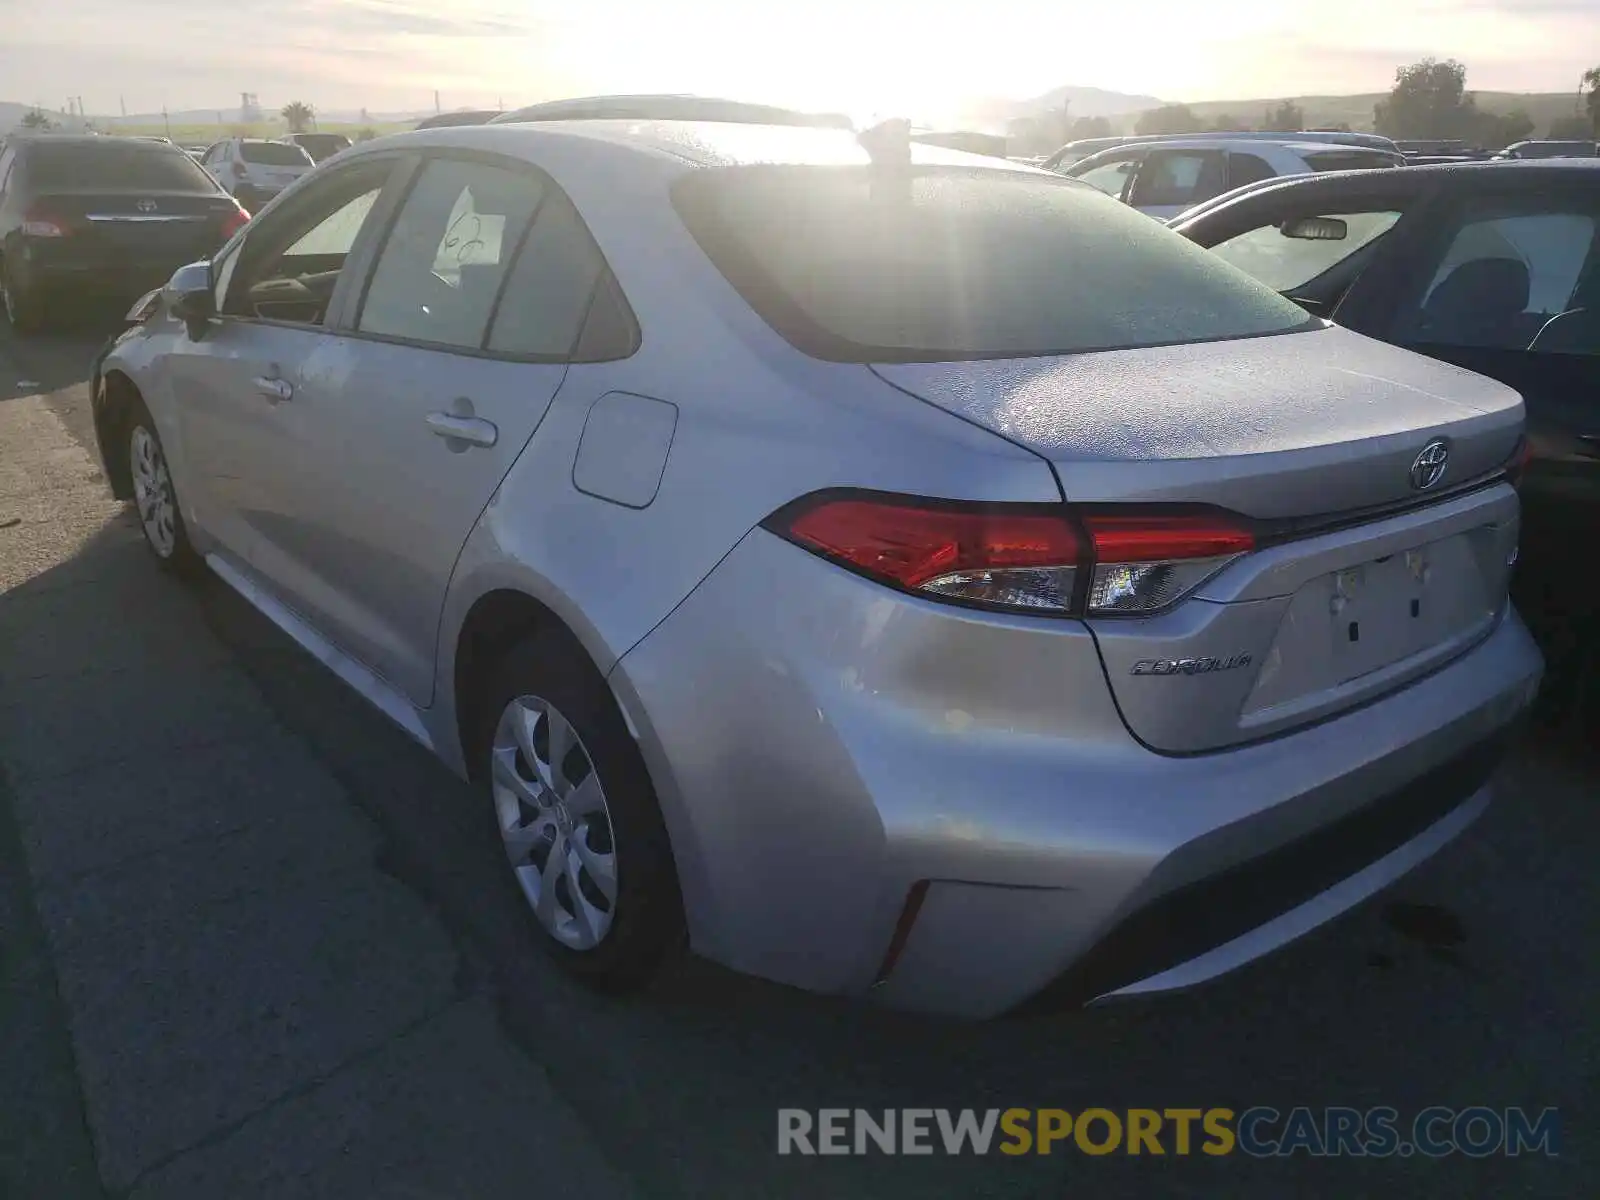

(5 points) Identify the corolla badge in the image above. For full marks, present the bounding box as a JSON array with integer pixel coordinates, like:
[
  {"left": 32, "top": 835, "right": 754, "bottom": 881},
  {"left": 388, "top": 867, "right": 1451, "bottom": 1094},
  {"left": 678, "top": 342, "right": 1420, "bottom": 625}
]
[
  {"left": 136, "top": 198, "right": 158, "bottom": 213},
  {"left": 1130, "top": 654, "right": 1253, "bottom": 677},
  {"left": 1410, "top": 440, "right": 1449, "bottom": 491}
]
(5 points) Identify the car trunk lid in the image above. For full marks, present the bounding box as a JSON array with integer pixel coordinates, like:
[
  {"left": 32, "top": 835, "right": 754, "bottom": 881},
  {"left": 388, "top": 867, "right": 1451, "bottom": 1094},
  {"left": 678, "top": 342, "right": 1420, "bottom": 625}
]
[
  {"left": 873, "top": 325, "right": 1525, "bottom": 751},
  {"left": 34, "top": 189, "right": 239, "bottom": 260}
]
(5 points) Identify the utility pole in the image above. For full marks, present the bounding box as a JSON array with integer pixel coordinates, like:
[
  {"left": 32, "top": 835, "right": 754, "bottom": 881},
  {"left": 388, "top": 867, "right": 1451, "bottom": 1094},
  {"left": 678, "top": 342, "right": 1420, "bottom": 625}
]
[
  {"left": 163, "top": 106, "right": 171, "bottom": 138},
  {"left": 434, "top": 89, "right": 441, "bottom": 114}
]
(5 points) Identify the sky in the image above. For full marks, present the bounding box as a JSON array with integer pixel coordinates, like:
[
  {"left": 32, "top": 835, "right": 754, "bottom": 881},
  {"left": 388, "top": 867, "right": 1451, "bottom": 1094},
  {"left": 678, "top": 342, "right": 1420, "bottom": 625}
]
[{"left": 2, "top": 0, "right": 1596, "bottom": 121}]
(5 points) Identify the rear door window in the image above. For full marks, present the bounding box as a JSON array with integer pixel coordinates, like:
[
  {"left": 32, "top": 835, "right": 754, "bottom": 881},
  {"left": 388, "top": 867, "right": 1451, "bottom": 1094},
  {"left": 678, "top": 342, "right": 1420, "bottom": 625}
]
[
  {"left": 1227, "top": 153, "right": 1278, "bottom": 188},
  {"left": 1394, "top": 203, "right": 1600, "bottom": 351},
  {"left": 357, "top": 156, "right": 544, "bottom": 350},
  {"left": 27, "top": 144, "right": 219, "bottom": 191},
  {"left": 1127, "top": 150, "right": 1228, "bottom": 208}
]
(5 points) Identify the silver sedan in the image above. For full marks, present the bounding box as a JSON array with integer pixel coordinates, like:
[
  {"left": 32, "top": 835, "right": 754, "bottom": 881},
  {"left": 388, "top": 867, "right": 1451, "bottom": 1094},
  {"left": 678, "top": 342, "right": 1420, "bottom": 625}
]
[{"left": 93, "top": 119, "right": 1541, "bottom": 1018}]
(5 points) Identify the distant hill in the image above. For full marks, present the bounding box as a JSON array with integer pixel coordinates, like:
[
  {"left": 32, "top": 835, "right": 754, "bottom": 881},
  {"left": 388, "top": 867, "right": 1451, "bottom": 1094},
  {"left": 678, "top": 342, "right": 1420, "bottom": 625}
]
[
  {"left": 956, "top": 85, "right": 1166, "bottom": 130},
  {"left": 1108, "top": 90, "right": 1582, "bottom": 135}
]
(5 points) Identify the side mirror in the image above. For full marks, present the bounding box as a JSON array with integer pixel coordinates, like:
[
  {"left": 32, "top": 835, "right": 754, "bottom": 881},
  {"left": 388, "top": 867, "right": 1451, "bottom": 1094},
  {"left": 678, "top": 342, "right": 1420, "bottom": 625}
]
[
  {"left": 165, "top": 261, "right": 214, "bottom": 340},
  {"left": 1280, "top": 216, "right": 1349, "bottom": 242}
]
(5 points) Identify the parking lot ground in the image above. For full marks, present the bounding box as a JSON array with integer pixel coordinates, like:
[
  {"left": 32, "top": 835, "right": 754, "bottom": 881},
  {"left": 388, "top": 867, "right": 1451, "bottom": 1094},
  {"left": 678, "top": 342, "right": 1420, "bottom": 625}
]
[{"left": 2, "top": 319, "right": 1596, "bottom": 1198}]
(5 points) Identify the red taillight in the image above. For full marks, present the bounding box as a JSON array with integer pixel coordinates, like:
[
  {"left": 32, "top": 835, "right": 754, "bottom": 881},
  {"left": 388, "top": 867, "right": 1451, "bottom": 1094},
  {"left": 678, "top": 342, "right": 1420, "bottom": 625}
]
[
  {"left": 21, "top": 206, "right": 67, "bottom": 237},
  {"left": 785, "top": 498, "right": 1083, "bottom": 590},
  {"left": 771, "top": 493, "right": 1255, "bottom": 616},
  {"left": 1081, "top": 513, "right": 1255, "bottom": 563},
  {"left": 220, "top": 206, "right": 251, "bottom": 238}
]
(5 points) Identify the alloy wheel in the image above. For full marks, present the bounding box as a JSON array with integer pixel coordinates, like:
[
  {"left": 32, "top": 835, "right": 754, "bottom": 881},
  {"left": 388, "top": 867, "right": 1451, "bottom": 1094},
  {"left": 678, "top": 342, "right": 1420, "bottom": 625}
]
[
  {"left": 129, "top": 425, "right": 177, "bottom": 557},
  {"left": 490, "top": 694, "right": 619, "bottom": 950}
]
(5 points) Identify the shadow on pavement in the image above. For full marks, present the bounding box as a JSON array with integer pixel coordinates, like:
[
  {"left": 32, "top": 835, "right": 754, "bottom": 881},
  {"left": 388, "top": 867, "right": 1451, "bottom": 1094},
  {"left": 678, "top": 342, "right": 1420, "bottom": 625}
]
[{"left": 2, "top": 501, "right": 1594, "bottom": 1197}]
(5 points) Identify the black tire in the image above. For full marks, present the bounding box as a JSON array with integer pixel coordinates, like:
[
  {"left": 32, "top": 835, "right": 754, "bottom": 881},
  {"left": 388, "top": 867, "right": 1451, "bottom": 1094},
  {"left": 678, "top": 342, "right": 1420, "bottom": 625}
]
[
  {"left": 126, "top": 398, "right": 202, "bottom": 577},
  {"left": 474, "top": 629, "right": 686, "bottom": 991},
  {"left": 1, "top": 259, "right": 47, "bottom": 334}
]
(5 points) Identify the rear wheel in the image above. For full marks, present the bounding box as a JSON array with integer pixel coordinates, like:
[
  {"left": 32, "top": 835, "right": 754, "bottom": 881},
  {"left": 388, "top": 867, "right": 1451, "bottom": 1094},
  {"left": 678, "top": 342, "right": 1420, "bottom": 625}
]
[
  {"left": 0, "top": 260, "right": 47, "bottom": 334},
  {"left": 127, "top": 400, "right": 201, "bottom": 576},
  {"left": 476, "top": 630, "right": 685, "bottom": 991}
]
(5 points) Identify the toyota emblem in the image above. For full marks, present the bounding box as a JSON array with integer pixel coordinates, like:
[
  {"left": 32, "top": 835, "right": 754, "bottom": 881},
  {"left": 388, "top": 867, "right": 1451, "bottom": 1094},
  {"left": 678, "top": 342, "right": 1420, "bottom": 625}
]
[
  {"left": 1410, "top": 440, "right": 1449, "bottom": 491},
  {"left": 137, "top": 199, "right": 157, "bottom": 213}
]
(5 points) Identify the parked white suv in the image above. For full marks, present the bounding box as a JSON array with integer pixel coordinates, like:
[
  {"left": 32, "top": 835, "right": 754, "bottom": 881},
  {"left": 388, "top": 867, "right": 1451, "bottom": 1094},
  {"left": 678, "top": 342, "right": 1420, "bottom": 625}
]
[
  {"left": 199, "top": 138, "right": 315, "bottom": 211},
  {"left": 1062, "top": 138, "right": 1402, "bottom": 220}
]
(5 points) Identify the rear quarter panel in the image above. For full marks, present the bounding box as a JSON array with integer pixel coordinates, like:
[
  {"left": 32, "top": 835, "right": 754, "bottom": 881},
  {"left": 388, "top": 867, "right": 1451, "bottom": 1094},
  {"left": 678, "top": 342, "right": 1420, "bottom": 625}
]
[{"left": 431, "top": 145, "right": 1062, "bottom": 767}]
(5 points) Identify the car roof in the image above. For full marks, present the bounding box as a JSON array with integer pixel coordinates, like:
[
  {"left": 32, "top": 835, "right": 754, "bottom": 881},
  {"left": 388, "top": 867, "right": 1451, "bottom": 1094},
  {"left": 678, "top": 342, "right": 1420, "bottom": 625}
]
[
  {"left": 1171, "top": 158, "right": 1600, "bottom": 228},
  {"left": 12, "top": 134, "right": 181, "bottom": 154},
  {"left": 355, "top": 119, "right": 1043, "bottom": 174},
  {"left": 490, "top": 94, "right": 853, "bottom": 129},
  {"left": 1065, "top": 137, "right": 1366, "bottom": 172}
]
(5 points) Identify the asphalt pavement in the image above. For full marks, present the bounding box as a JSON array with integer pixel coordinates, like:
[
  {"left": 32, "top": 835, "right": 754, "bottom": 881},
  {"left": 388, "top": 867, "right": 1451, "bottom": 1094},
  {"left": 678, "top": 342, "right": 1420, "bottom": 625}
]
[{"left": 1, "top": 314, "right": 1595, "bottom": 1199}]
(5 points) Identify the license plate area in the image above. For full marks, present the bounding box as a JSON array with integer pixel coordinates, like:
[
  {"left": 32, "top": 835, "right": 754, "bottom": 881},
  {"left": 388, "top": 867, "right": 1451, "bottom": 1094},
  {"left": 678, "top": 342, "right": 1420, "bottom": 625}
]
[{"left": 1243, "top": 529, "right": 1500, "bottom": 717}]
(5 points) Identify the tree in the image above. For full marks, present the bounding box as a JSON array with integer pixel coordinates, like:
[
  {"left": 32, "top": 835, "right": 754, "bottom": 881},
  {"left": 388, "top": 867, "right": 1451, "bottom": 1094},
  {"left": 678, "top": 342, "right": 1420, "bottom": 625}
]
[
  {"left": 1549, "top": 114, "right": 1594, "bottom": 139},
  {"left": 1373, "top": 58, "right": 1478, "bottom": 140},
  {"left": 1262, "top": 100, "right": 1304, "bottom": 133},
  {"left": 1498, "top": 108, "right": 1536, "bottom": 145},
  {"left": 1585, "top": 66, "right": 1600, "bottom": 136},
  {"left": 19, "top": 108, "right": 53, "bottom": 131},
  {"left": 1211, "top": 113, "right": 1248, "bottom": 132},
  {"left": 1134, "top": 104, "right": 1204, "bottom": 136},
  {"left": 1068, "top": 115, "right": 1112, "bottom": 140},
  {"left": 281, "top": 101, "right": 315, "bottom": 134}
]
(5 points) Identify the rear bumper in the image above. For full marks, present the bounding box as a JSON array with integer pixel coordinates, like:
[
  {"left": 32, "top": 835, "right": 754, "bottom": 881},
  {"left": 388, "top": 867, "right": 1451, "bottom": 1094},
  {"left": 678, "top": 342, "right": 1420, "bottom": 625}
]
[
  {"left": 613, "top": 531, "right": 1543, "bottom": 1019},
  {"left": 14, "top": 247, "right": 193, "bottom": 300}
]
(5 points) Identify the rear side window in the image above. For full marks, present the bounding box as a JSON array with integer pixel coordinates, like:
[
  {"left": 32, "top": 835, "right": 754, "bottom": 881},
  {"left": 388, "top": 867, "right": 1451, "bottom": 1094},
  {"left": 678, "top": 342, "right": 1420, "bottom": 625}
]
[
  {"left": 241, "top": 142, "right": 313, "bottom": 166},
  {"left": 27, "top": 144, "right": 218, "bottom": 192},
  {"left": 1304, "top": 150, "right": 1398, "bottom": 172},
  {"left": 673, "top": 165, "right": 1313, "bottom": 362},
  {"left": 487, "top": 188, "right": 607, "bottom": 357},
  {"left": 1228, "top": 153, "right": 1278, "bottom": 188}
]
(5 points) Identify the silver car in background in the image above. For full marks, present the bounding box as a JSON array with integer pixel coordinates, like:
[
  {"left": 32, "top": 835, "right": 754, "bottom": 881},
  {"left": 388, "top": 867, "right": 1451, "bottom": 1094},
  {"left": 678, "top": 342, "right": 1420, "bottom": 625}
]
[{"left": 94, "top": 121, "right": 1541, "bottom": 1018}]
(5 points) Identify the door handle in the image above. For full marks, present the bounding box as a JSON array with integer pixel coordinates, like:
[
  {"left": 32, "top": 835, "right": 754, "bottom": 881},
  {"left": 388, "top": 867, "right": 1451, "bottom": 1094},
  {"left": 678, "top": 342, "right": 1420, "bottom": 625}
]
[
  {"left": 252, "top": 376, "right": 293, "bottom": 403},
  {"left": 426, "top": 411, "right": 499, "bottom": 448}
]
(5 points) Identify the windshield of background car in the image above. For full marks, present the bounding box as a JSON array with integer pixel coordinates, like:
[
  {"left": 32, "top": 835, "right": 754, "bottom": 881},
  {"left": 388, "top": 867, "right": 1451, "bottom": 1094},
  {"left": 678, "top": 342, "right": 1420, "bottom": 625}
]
[
  {"left": 241, "top": 142, "right": 314, "bottom": 166},
  {"left": 672, "top": 165, "right": 1316, "bottom": 362},
  {"left": 29, "top": 144, "right": 219, "bottom": 191},
  {"left": 1209, "top": 210, "right": 1404, "bottom": 292}
]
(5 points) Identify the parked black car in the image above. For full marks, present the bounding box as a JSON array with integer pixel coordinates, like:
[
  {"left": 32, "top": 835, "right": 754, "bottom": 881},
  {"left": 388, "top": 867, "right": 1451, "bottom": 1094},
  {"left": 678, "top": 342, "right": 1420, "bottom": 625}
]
[
  {"left": 0, "top": 135, "right": 249, "bottom": 332},
  {"left": 283, "top": 131, "right": 352, "bottom": 163},
  {"left": 1172, "top": 160, "right": 1600, "bottom": 724}
]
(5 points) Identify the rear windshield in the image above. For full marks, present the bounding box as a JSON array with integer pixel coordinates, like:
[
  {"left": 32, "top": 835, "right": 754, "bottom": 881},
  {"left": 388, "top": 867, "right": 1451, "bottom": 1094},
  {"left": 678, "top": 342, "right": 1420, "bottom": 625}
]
[
  {"left": 673, "top": 165, "right": 1314, "bottom": 362},
  {"left": 1306, "top": 150, "right": 1399, "bottom": 172},
  {"left": 28, "top": 143, "right": 219, "bottom": 192},
  {"left": 241, "top": 142, "right": 314, "bottom": 166},
  {"left": 295, "top": 134, "right": 350, "bottom": 152}
]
